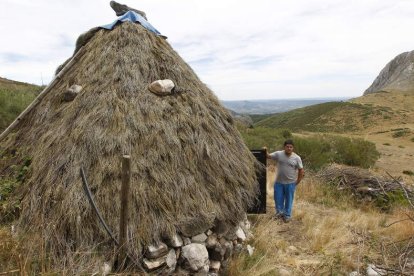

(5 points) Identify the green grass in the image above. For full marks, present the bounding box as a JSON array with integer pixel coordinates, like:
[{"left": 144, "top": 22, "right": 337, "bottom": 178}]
[
  {"left": 238, "top": 126, "right": 380, "bottom": 170},
  {"left": 253, "top": 101, "right": 392, "bottom": 133},
  {"left": 0, "top": 77, "right": 42, "bottom": 132},
  {"left": 249, "top": 113, "right": 276, "bottom": 124}
]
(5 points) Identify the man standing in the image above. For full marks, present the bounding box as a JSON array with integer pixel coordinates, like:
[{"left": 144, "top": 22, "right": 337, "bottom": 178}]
[{"left": 264, "top": 140, "right": 304, "bottom": 222}]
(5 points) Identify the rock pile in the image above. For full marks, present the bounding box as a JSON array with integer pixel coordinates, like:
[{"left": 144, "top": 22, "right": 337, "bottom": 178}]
[{"left": 141, "top": 215, "right": 252, "bottom": 274}]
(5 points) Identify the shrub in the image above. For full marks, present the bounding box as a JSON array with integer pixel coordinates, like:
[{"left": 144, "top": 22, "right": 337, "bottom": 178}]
[
  {"left": 238, "top": 126, "right": 380, "bottom": 170},
  {"left": 403, "top": 170, "right": 414, "bottom": 176},
  {"left": 392, "top": 129, "right": 410, "bottom": 138}
]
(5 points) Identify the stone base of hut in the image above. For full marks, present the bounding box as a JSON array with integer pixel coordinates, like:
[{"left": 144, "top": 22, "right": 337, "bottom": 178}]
[{"left": 140, "top": 215, "right": 252, "bottom": 275}]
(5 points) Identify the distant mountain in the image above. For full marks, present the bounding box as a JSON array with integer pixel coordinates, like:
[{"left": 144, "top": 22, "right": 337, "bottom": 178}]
[
  {"left": 365, "top": 51, "right": 414, "bottom": 95},
  {"left": 222, "top": 98, "right": 349, "bottom": 114},
  {"left": 253, "top": 100, "right": 411, "bottom": 133}
]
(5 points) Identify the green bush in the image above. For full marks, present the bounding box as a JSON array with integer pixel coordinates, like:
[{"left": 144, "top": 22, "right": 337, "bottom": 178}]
[{"left": 238, "top": 126, "right": 380, "bottom": 170}]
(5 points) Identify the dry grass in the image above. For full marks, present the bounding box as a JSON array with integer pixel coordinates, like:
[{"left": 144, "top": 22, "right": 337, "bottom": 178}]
[
  {"left": 0, "top": 21, "right": 259, "bottom": 271},
  {"left": 228, "top": 172, "right": 414, "bottom": 275}
]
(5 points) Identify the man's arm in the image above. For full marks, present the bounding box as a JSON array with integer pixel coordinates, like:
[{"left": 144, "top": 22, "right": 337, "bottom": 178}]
[
  {"left": 296, "top": 168, "right": 304, "bottom": 185},
  {"left": 263, "top": 147, "right": 272, "bottom": 159}
]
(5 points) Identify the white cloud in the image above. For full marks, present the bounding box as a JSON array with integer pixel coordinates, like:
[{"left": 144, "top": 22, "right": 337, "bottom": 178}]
[{"left": 1, "top": 0, "right": 414, "bottom": 100}]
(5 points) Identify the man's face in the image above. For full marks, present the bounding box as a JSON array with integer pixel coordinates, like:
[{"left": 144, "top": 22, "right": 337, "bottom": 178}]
[{"left": 284, "top": 144, "right": 294, "bottom": 155}]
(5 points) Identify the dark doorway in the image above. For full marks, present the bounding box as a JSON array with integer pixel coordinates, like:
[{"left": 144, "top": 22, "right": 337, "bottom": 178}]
[{"left": 248, "top": 149, "right": 267, "bottom": 214}]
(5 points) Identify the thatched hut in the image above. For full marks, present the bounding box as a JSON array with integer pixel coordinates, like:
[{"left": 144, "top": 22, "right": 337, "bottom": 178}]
[{"left": 0, "top": 8, "right": 258, "bottom": 274}]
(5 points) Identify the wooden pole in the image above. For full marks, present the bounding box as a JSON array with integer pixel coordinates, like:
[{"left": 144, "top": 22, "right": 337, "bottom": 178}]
[{"left": 118, "top": 155, "right": 131, "bottom": 267}]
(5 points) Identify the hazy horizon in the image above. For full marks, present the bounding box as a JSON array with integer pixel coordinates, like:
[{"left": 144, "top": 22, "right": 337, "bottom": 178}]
[{"left": 1, "top": 1, "right": 414, "bottom": 100}]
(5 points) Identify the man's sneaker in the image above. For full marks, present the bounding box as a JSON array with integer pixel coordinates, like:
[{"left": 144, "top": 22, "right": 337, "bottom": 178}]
[
  {"left": 283, "top": 216, "right": 292, "bottom": 223},
  {"left": 272, "top": 213, "right": 284, "bottom": 220}
]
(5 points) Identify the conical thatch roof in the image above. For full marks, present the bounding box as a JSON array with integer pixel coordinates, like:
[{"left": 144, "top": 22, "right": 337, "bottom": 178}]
[{"left": 0, "top": 20, "right": 258, "bottom": 265}]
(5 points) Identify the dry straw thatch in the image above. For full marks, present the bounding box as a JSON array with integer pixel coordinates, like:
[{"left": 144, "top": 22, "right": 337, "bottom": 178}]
[{"left": 0, "top": 21, "right": 258, "bottom": 266}]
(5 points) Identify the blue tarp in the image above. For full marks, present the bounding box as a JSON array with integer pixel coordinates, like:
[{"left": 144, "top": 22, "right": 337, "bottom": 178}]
[{"left": 101, "top": 10, "right": 163, "bottom": 37}]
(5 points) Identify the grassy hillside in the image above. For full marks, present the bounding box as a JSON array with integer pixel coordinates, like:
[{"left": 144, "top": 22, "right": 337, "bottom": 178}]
[
  {"left": 0, "top": 77, "right": 42, "bottom": 132},
  {"left": 254, "top": 101, "right": 399, "bottom": 133}
]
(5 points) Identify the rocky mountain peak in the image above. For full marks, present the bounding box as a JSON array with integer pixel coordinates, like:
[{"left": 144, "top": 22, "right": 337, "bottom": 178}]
[{"left": 364, "top": 50, "right": 414, "bottom": 95}]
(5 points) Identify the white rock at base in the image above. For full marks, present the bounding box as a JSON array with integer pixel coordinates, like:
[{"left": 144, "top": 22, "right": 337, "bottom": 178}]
[
  {"left": 145, "top": 242, "right": 168, "bottom": 259},
  {"left": 166, "top": 249, "right": 177, "bottom": 272},
  {"left": 192, "top": 233, "right": 208, "bottom": 243},
  {"left": 206, "top": 234, "right": 218, "bottom": 249},
  {"left": 143, "top": 255, "right": 167, "bottom": 270},
  {"left": 349, "top": 272, "right": 360, "bottom": 276},
  {"left": 210, "top": 260, "right": 221, "bottom": 272},
  {"left": 181, "top": 244, "right": 209, "bottom": 272},
  {"left": 235, "top": 227, "right": 246, "bottom": 242},
  {"left": 183, "top": 237, "right": 191, "bottom": 246},
  {"left": 167, "top": 233, "right": 183, "bottom": 248}
]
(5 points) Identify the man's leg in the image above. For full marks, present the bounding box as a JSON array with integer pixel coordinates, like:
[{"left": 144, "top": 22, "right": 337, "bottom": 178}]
[
  {"left": 284, "top": 183, "right": 296, "bottom": 219},
  {"left": 274, "top": 182, "right": 284, "bottom": 216}
]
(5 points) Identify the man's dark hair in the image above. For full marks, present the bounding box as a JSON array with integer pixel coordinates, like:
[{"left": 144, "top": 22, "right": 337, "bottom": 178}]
[{"left": 284, "top": 139, "right": 294, "bottom": 146}]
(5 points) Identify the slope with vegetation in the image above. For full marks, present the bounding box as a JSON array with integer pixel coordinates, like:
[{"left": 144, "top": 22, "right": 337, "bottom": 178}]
[{"left": 0, "top": 77, "right": 42, "bottom": 132}]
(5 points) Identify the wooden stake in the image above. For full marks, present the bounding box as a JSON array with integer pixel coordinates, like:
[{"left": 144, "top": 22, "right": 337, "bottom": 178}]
[{"left": 118, "top": 155, "right": 131, "bottom": 267}]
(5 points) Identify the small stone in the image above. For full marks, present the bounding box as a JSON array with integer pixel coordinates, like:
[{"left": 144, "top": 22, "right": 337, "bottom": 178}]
[
  {"left": 223, "top": 241, "right": 233, "bottom": 260},
  {"left": 348, "top": 272, "right": 360, "bottom": 276},
  {"left": 192, "top": 233, "right": 208, "bottom": 243},
  {"left": 183, "top": 237, "right": 191, "bottom": 246},
  {"left": 166, "top": 249, "right": 177, "bottom": 272},
  {"left": 210, "top": 260, "right": 221, "bottom": 272},
  {"left": 181, "top": 244, "right": 209, "bottom": 272},
  {"left": 148, "top": 79, "right": 175, "bottom": 96},
  {"left": 166, "top": 233, "right": 183, "bottom": 248},
  {"left": 100, "top": 262, "right": 111, "bottom": 276},
  {"left": 63, "top": 84, "right": 82, "bottom": 102},
  {"left": 206, "top": 229, "right": 213, "bottom": 236},
  {"left": 278, "top": 268, "right": 291, "bottom": 276},
  {"left": 145, "top": 242, "right": 168, "bottom": 259},
  {"left": 246, "top": 244, "right": 255, "bottom": 256},
  {"left": 142, "top": 255, "right": 167, "bottom": 271},
  {"left": 367, "top": 264, "right": 379, "bottom": 276},
  {"left": 206, "top": 234, "right": 218, "bottom": 249},
  {"left": 208, "top": 273, "right": 218, "bottom": 276},
  {"left": 235, "top": 226, "right": 246, "bottom": 242}
]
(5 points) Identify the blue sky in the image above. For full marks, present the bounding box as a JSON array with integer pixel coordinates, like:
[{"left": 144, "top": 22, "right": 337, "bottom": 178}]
[{"left": 1, "top": 0, "right": 414, "bottom": 100}]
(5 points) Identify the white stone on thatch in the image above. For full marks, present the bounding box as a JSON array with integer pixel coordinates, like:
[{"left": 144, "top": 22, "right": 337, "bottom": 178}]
[
  {"left": 145, "top": 242, "right": 168, "bottom": 259},
  {"left": 63, "top": 84, "right": 82, "bottom": 102},
  {"left": 191, "top": 233, "right": 208, "bottom": 243},
  {"left": 206, "top": 229, "right": 213, "bottom": 236},
  {"left": 181, "top": 244, "right": 209, "bottom": 272},
  {"left": 148, "top": 79, "right": 175, "bottom": 95}
]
